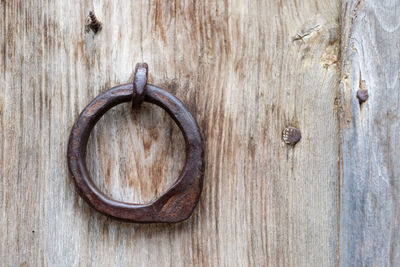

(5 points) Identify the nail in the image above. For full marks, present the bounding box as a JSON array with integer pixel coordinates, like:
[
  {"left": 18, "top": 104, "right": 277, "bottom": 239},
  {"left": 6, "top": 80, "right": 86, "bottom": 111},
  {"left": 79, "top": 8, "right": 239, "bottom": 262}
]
[
  {"left": 282, "top": 126, "right": 301, "bottom": 146},
  {"left": 89, "top": 11, "right": 102, "bottom": 33},
  {"left": 357, "top": 89, "right": 369, "bottom": 104}
]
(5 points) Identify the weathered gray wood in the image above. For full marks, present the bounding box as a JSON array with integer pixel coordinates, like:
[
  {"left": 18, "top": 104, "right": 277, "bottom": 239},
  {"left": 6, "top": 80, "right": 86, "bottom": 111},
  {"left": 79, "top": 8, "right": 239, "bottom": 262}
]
[
  {"left": 339, "top": 0, "right": 400, "bottom": 265},
  {"left": 1, "top": 0, "right": 340, "bottom": 266}
]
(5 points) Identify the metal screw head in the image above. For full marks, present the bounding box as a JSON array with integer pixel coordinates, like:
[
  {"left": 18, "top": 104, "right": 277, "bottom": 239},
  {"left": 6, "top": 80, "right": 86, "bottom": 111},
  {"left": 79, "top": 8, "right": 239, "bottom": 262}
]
[
  {"left": 357, "top": 89, "right": 369, "bottom": 103},
  {"left": 282, "top": 126, "right": 301, "bottom": 145}
]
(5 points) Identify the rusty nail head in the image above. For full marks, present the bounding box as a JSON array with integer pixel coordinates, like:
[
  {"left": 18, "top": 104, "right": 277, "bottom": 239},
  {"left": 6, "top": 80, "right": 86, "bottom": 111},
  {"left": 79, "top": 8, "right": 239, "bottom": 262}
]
[
  {"left": 282, "top": 126, "right": 301, "bottom": 146},
  {"left": 89, "top": 11, "right": 102, "bottom": 33},
  {"left": 357, "top": 89, "right": 369, "bottom": 103}
]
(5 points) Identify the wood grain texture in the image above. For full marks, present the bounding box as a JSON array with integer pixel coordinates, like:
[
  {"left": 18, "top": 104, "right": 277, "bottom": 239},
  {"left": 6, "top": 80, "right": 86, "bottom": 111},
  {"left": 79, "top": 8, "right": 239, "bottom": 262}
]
[
  {"left": 1, "top": 0, "right": 340, "bottom": 266},
  {"left": 339, "top": 0, "right": 400, "bottom": 266}
]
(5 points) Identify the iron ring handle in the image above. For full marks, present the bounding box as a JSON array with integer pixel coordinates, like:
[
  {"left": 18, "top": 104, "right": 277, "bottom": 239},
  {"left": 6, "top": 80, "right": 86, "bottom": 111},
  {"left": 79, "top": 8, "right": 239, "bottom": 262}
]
[{"left": 67, "top": 71, "right": 204, "bottom": 223}]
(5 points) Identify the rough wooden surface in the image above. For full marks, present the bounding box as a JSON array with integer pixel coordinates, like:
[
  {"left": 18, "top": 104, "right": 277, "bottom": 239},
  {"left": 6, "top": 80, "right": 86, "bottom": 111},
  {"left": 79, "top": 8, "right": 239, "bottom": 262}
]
[
  {"left": 0, "top": 0, "right": 341, "bottom": 266},
  {"left": 339, "top": 0, "right": 400, "bottom": 265}
]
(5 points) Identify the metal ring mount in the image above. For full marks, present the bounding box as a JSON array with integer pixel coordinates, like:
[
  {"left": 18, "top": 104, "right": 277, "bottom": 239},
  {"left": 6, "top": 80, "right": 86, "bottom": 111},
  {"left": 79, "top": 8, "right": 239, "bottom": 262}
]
[
  {"left": 131, "top": 63, "right": 148, "bottom": 108},
  {"left": 67, "top": 66, "right": 204, "bottom": 223}
]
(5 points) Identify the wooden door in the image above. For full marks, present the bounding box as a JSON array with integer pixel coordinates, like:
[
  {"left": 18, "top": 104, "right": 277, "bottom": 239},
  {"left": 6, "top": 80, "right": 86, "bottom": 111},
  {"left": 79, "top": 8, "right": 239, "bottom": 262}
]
[{"left": 1, "top": 0, "right": 399, "bottom": 266}]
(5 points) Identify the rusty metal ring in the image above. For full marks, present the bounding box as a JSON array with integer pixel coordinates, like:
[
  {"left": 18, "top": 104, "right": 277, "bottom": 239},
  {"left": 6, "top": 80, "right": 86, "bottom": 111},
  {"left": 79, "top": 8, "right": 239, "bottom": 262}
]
[{"left": 67, "top": 83, "right": 204, "bottom": 223}]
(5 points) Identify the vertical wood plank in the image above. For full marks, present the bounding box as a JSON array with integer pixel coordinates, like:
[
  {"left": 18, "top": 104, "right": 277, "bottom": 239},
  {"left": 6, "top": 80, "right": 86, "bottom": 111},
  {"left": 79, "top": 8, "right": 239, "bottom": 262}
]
[
  {"left": 1, "top": 0, "right": 340, "bottom": 266},
  {"left": 339, "top": 0, "right": 400, "bottom": 265}
]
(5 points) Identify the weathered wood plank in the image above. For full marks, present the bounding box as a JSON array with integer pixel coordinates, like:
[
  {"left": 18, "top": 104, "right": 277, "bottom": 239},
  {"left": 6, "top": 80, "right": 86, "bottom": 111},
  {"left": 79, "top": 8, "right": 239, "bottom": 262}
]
[
  {"left": 0, "top": 0, "right": 340, "bottom": 266},
  {"left": 339, "top": 0, "right": 400, "bottom": 265}
]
